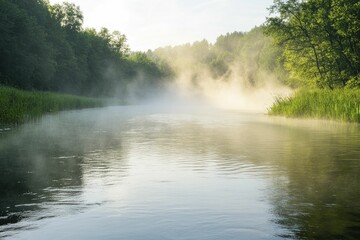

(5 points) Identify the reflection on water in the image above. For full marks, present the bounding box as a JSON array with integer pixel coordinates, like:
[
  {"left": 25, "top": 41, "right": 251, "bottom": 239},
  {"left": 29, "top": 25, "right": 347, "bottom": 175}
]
[{"left": 0, "top": 106, "right": 359, "bottom": 239}]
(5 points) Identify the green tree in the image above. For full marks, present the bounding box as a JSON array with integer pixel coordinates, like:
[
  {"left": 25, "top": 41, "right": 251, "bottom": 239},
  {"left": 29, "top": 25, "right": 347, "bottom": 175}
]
[
  {"left": 49, "top": 2, "right": 83, "bottom": 32},
  {"left": 0, "top": 0, "right": 172, "bottom": 99},
  {"left": 265, "top": 0, "right": 360, "bottom": 88},
  {"left": 98, "top": 28, "right": 130, "bottom": 56},
  {"left": 0, "top": 0, "right": 55, "bottom": 90}
]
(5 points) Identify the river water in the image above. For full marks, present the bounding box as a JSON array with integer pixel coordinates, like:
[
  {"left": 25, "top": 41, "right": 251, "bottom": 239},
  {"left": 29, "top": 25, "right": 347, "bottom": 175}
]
[{"left": 0, "top": 106, "right": 359, "bottom": 239}]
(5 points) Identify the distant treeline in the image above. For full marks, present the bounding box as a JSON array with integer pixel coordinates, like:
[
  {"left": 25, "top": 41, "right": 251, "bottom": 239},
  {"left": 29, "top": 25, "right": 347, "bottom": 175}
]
[
  {"left": 0, "top": 0, "right": 171, "bottom": 98},
  {"left": 153, "top": 27, "right": 289, "bottom": 89}
]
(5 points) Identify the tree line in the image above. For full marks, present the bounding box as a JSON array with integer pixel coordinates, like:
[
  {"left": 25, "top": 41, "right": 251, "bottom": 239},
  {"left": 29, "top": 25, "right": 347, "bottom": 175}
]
[
  {"left": 0, "top": 0, "right": 171, "bottom": 98},
  {"left": 153, "top": 27, "right": 288, "bottom": 89}
]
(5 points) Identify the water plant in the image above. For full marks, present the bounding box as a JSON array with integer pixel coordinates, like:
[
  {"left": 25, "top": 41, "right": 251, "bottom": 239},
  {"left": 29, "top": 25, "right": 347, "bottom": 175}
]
[
  {"left": 269, "top": 89, "right": 360, "bottom": 123},
  {"left": 0, "top": 86, "right": 103, "bottom": 124}
]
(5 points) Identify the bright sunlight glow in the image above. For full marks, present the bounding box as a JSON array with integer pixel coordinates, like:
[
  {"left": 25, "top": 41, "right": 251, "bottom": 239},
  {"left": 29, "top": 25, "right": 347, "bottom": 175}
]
[{"left": 48, "top": 0, "right": 274, "bottom": 51}]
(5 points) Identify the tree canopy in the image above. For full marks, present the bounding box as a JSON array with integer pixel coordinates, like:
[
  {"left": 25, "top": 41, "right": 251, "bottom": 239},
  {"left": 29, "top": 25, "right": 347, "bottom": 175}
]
[
  {"left": 265, "top": 0, "right": 360, "bottom": 89},
  {"left": 0, "top": 0, "right": 170, "bottom": 98}
]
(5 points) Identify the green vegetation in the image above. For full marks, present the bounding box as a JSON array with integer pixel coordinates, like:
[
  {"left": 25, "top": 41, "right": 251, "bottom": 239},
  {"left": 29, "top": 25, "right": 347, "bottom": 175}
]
[
  {"left": 265, "top": 0, "right": 360, "bottom": 122},
  {"left": 0, "top": 0, "right": 359, "bottom": 123},
  {"left": 0, "top": 0, "right": 172, "bottom": 124},
  {"left": 0, "top": 86, "right": 102, "bottom": 124},
  {"left": 0, "top": 0, "right": 170, "bottom": 98},
  {"left": 166, "top": 15, "right": 359, "bottom": 124},
  {"left": 265, "top": 0, "right": 360, "bottom": 89},
  {"left": 269, "top": 89, "right": 360, "bottom": 123}
]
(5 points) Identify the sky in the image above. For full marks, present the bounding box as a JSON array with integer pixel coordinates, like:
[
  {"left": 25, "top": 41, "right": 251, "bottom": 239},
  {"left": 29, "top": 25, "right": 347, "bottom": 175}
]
[{"left": 48, "top": 0, "right": 274, "bottom": 51}]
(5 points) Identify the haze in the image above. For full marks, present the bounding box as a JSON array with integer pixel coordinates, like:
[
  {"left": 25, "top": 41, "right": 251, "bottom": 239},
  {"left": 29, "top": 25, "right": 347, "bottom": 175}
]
[{"left": 48, "top": 0, "right": 273, "bottom": 51}]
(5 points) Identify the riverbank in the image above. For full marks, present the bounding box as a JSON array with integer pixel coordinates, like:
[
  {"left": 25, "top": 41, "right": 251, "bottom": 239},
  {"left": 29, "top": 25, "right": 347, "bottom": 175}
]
[
  {"left": 0, "top": 86, "right": 103, "bottom": 124},
  {"left": 269, "top": 89, "right": 360, "bottom": 123}
]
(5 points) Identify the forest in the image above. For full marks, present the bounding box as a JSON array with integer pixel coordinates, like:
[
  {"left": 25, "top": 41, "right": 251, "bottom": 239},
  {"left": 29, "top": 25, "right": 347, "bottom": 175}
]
[
  {"left": 0, "top": 0, "right": 359, "bottom": 122},
  {"left": 153, "top": 27, "right": 288, "bottom": 88},
  {"left": 0, "top": 0, "right": 171, "bottom": 98}
]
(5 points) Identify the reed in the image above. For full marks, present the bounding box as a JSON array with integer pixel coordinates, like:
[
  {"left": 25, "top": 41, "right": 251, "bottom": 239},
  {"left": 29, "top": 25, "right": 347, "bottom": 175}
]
[
  {"left": 0, "top": 86, "right": 103, "bottom": 124},
  {"left": 269, "top": 89, "right": 360, "bottom": 123}
]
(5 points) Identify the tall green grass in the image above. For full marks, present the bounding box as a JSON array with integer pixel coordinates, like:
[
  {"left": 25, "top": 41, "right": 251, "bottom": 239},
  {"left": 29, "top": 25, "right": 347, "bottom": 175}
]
[
  {"left": 269, "top": 89, "right": 360, "bottom": 123},
  {"left": 0, "top": 86, "right": 103, "bottom": 124}
]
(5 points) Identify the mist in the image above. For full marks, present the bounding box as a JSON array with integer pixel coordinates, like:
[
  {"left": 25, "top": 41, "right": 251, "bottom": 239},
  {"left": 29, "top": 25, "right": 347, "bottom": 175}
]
[
  {"left": 84, "top": 26, "right": 293, "bottom": 114},
  {"left": 133, "top": 27, "right": 293, "bottom": 113},
  {"left": 164, "top": 64, "right": 291, "bottom": 113}
]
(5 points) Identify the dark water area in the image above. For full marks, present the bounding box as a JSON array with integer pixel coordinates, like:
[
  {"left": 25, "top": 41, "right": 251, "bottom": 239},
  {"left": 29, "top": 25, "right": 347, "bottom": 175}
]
[{"left": 0, "top": 106, "right": 359, "bottom": 239}]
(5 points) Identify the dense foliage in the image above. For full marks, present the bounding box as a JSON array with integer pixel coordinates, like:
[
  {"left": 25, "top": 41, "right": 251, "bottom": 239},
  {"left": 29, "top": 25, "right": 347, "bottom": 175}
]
[
  {"left": 265, "top": 0, "right": 360, "bottom": 89},
  {"left": 0, "top": 0, "right": 170, "bottom": 98}
]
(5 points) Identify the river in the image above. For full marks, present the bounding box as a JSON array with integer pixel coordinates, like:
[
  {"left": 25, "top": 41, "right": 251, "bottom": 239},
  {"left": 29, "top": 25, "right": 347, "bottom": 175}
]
[{"left": 0, "top": 106, "right": 359, "bottom": 239}]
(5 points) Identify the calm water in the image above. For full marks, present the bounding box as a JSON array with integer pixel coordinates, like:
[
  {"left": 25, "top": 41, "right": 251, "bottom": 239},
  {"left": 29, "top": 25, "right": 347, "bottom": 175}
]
[{"left": 0, "top": 106, "right": 359, "bottom": 239}]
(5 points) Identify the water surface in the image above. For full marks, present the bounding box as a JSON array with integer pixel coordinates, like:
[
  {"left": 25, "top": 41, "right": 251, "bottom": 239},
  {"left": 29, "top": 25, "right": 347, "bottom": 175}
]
[{"left": 0, "top": 106, "right": 359, "bottom": 239}]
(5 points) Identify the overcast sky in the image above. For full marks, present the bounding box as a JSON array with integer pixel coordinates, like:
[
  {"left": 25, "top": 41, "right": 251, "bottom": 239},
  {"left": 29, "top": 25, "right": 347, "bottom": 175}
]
[{"left": 48, "top": 0, "right": 274, "bottom": 51}]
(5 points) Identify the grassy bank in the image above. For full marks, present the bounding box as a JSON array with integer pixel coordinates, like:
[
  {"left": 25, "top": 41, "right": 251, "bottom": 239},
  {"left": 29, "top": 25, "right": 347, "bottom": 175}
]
[
  {"left": 0, "top": 86, "right": 103, "bottom": 124},
  {"left": 269, "top": 89, "right": 360, "bottom": 123}
]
